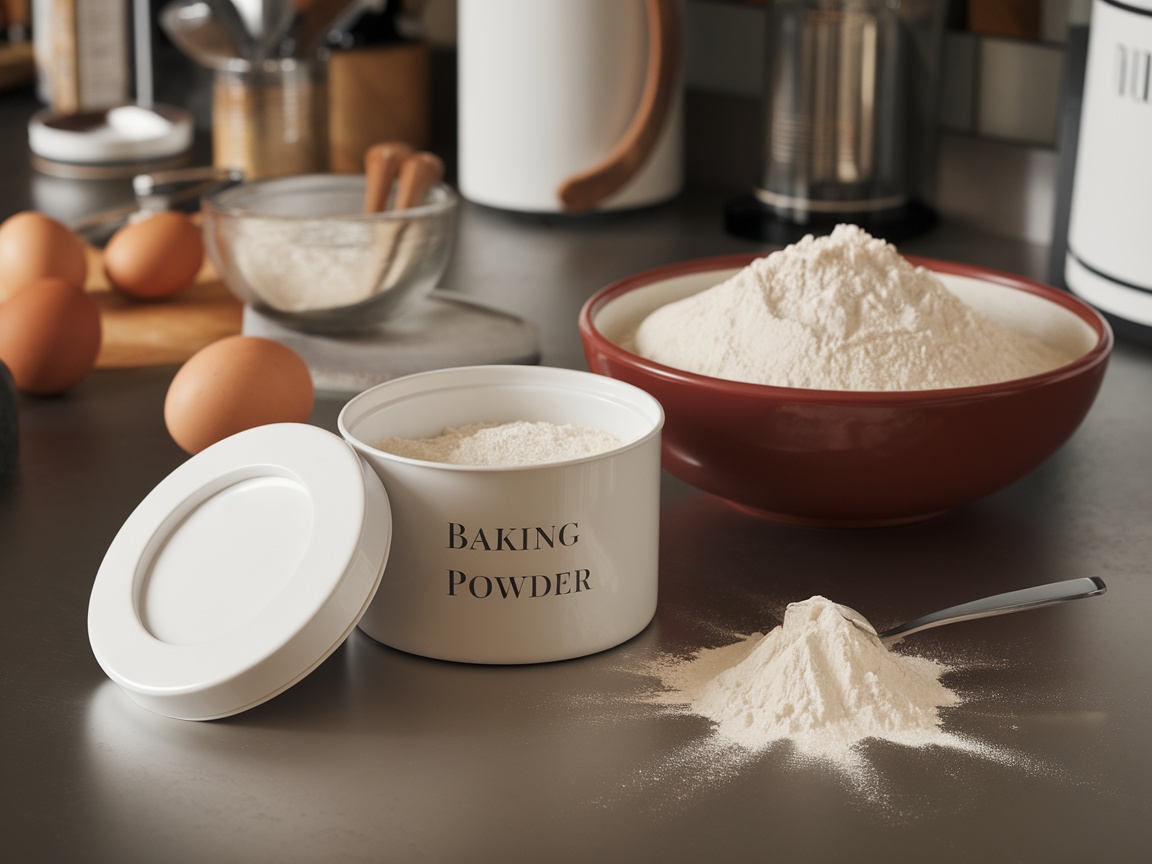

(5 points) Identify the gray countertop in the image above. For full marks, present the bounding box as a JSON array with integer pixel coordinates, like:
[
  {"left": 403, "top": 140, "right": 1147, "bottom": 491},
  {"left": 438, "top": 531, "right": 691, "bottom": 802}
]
[{"left": 3, "top": 90, "right": 1152, "bottom": 864}]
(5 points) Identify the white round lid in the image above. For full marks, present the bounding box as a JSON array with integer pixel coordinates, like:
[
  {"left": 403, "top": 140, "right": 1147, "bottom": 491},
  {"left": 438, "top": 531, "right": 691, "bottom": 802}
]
[
  {"left": 29, "top": 105, "right": 194, "bottom": 164},
  {"left": 88, "top": 423, "right": 392, "bottom": 721}
]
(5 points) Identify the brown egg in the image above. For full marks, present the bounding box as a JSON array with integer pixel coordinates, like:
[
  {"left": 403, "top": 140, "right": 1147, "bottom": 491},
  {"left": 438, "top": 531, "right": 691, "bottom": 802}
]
[
  {"left": 164, "top": 336, "right": 314, "bottom": 454},
  {"left": 0, "top": 277, "right": 102, "bottom": 394},
  {"left": 0, "top": 211, "right": 89, "bottom": 301},
  {"left": 104, "top": 211, "right": 205, "bottom": 300}
]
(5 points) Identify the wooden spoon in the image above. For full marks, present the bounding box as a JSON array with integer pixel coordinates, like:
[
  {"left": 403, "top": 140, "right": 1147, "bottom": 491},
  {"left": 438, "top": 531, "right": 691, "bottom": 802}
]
[
  {"left": 393, "top": 151, "right": 445, "bottom": 210},
  {"left": 363, "top": 141, "right": 414, "bottom": 212},
  {"left": 293, "top": 0, "right": 356, "bottom": 58}
]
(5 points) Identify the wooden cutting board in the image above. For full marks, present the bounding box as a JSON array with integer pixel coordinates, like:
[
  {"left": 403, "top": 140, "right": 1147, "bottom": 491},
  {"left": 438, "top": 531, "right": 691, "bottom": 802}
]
[{"left": 84, "top": 243, "right": 243, "bottom": 369}]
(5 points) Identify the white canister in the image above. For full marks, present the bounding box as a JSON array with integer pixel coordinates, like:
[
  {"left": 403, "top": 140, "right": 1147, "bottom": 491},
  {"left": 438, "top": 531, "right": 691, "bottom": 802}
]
[
  {"left": 1065, "top": 0, "right": 1152, "bottom": 334},
  {"left": 457, "top": 0, "right": 684, "bottom": 213},
  {"left": 338, "top": 365, "right": 664, "bottom": 664}
]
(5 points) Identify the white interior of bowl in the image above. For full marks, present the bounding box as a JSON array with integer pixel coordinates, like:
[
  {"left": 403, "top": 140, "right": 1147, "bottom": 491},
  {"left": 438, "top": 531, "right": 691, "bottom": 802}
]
[
  {"left": 340, "top": 366, "right": 663, "bottom": 465},
  {"left": 941, "top": 274, "right": 1098, "bottom": 357},
  {"left": 595, "top": 267, "right": 1100, "bottom": 364}
]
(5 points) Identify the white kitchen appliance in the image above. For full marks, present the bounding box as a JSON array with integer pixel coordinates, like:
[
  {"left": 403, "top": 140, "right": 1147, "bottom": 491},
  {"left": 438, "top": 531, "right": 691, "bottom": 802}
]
[
  {"left": 457, "top": 0, "right": 683, "bottom": 213},
  {"left": 1065, "top": 0, "right": 1152, "bottom": 342}
]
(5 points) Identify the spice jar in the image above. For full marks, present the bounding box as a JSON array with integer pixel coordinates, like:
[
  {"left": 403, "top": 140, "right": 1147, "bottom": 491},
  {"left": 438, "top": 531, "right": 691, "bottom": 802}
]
[{"left": 212, "top": 57, "right": 329, "bottom": 180}]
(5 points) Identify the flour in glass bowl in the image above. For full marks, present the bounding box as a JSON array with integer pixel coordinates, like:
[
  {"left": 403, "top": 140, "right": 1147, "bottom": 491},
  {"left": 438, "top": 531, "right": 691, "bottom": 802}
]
[{"left": 631, "top": 224, "right": 1078, "bottom": 391}]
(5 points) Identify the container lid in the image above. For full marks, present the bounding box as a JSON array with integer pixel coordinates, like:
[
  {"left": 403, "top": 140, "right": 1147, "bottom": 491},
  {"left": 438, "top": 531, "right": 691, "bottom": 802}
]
[
  {"left": 87, "top": 423, "right": 392, "bottom": 721},
  {"left": 29, "top": 105, "right": 194, "bottom": 172}
]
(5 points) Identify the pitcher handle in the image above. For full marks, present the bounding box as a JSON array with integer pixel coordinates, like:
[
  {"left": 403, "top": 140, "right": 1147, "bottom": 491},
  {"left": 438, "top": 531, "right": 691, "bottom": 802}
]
[{"left": 556, "top": 0, "right": 681, "bottom": 212}]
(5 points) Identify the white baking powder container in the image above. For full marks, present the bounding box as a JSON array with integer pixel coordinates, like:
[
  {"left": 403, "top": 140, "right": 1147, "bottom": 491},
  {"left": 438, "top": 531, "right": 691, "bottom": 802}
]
[{"left": 338, "top": 364, "right": 664, "bottom": 664}]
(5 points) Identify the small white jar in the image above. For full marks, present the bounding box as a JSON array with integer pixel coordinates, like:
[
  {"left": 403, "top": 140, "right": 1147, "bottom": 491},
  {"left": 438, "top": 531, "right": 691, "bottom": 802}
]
[{"left": 338, "top": 365, "right": 664, "bottom": 664}]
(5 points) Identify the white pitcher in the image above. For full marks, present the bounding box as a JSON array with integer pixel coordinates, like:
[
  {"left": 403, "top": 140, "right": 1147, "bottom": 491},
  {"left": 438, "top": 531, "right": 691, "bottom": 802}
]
[{"left": 457, "top": 0, "right": 684, "bottom": 213}]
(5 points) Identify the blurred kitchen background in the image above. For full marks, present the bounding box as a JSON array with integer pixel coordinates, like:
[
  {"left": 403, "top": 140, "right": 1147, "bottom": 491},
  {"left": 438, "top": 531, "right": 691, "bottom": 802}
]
[{"left": 0, "top": 0, "right": 1099, "bottom": 250}]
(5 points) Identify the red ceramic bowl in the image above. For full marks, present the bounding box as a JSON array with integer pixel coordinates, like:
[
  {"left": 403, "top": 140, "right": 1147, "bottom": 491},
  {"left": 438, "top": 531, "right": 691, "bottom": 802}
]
[{"left": 579, "top": 254, "right": 1113, "bottom": 526}]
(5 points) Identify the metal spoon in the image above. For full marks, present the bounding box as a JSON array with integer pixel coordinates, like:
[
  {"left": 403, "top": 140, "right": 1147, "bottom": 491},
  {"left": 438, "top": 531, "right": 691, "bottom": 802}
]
[
  {"left": 250, "top": 0, "right": 298, "bottom": 62},
  {"left": 160, "top": 0, "right": 251, "bottom": 68},
  {"left": 856, "top": 577, "right": 1107, "bottom": 645}
]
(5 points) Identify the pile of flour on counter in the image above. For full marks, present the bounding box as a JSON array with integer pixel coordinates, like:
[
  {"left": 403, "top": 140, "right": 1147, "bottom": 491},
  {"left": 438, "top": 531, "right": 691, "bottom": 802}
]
[
  {"left": 374, "top": 421, "right": 622, "bottom": 466},
  {"left": 649, "top": 596, "right": 968, "bottom": 764},
  {"left": 632, "top": 224, "right": 1076, "bottom": 390}
]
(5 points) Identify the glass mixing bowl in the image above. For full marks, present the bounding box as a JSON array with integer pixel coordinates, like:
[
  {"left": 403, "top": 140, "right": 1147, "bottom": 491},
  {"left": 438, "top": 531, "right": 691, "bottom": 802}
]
[{"left": 202, "top": 174, "right": 457, "bottom": 333}]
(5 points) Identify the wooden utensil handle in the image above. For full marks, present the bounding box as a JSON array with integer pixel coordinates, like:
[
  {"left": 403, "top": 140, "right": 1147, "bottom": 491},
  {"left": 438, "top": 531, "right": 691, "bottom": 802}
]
[
  {"left": 295, "top": 0, "right": 355, "bottom": 57},
  {"left": 394, "top": 151, "right": 445, "bottom": 210},
  {"left": 363, "top": 141, "right": 414, "bottom": 212}
]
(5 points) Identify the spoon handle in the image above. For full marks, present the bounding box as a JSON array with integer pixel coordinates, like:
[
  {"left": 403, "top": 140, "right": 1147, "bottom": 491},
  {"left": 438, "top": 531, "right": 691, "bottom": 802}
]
[{"left": 879, "top": 577, "right": 1107, "bottom": 643}]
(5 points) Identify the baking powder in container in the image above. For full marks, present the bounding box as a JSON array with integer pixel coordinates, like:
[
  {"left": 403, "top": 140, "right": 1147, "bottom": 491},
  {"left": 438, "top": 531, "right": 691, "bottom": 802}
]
[{"left": 339, "top": 365, "right": 665, "bottom": 664}]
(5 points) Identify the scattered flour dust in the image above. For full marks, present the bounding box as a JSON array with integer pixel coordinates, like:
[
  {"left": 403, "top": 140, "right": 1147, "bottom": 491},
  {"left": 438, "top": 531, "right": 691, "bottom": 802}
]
[
  {"left": 372, "top": 421, "right": 622, "bottom": 466},
  {"left": 631, "top": 224, "right": 1077, "bottom": 391},
  {"left": 603, "top": 596, "right": 1033, "bottom": 812}
]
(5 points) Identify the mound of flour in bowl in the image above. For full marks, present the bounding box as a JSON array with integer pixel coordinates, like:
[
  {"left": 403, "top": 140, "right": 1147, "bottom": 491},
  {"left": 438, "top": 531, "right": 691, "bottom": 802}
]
[
  {"left": 650, "top": 596, "right": 963, "bottom": 761},
  {"left": 632, "top": 224, "right": 1075, "bottom": 390}
]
